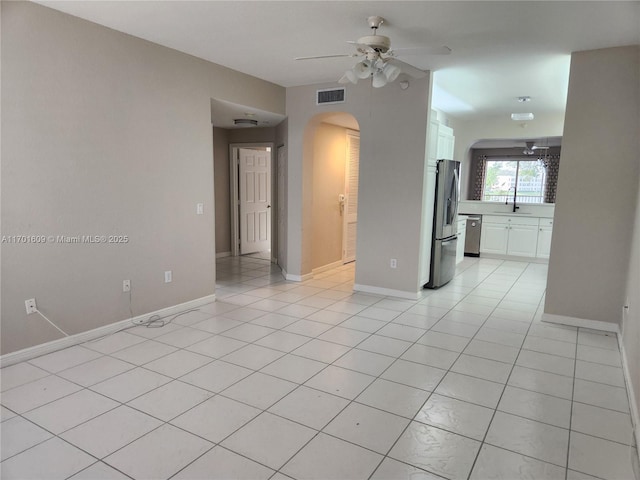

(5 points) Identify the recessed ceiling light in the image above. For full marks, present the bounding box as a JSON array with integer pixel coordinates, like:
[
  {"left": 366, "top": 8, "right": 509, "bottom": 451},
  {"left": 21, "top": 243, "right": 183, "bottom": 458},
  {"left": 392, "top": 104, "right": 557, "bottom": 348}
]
[
  {"left": 511, "top": 113, "right": 534, "bottom": 121},
  {"left": 517, "top": 96, "right": 531, "bottom": 103}
]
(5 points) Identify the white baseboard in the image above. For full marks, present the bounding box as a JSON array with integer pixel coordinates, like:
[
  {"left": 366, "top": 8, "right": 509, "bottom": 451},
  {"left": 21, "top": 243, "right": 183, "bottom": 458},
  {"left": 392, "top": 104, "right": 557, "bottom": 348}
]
[
  {"left": 353, "top": 283, "right": 421, "bottom": 301},
  {"left": 619, "top": 338, "right": 640, "bottom": 466},
  {"left": 216, "top": 251, "right": 232, "bottom": 258},
  {"left": 480, "top": 253, "right": 549, "bottom": 264},
  {"left": 541, "top": 313, "right": 620, "bottom": 333},
  {"left": 0, "top": 294, "right": 216, "bottom": 368},
  {"left": 312, "top": 260, "right": 344, "bottom": 275},
  {"left": 281, "top": 268, "right": 313, "bottom": 282}
]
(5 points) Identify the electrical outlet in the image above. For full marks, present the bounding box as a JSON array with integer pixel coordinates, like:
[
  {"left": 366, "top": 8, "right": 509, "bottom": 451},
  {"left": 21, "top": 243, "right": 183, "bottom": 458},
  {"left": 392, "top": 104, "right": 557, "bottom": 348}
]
[
  {"left": 196, "top": 203, "right": 204, "bottom": 215},
  {"left": 164, "top": 271, "right": 172, "bottom": 283},
  {"left": 390, "top": 258, "right": 397, "bottom": 269},
  {"left": 123, "top": 280, "right": 131, "bottom": 292},
  {"left": 25, "top": 298, "right": 37, "bottom": 315}
]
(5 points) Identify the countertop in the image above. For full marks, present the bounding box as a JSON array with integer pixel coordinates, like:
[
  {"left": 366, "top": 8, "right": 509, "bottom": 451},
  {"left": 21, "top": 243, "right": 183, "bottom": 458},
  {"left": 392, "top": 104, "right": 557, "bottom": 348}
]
[{"left": 459, "top": 200, "right": 555, "bottom": 218}]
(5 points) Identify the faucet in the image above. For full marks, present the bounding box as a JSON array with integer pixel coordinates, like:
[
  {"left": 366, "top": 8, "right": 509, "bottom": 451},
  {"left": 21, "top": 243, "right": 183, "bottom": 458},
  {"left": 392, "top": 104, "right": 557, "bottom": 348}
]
[{"left": 505, "top": 187, "right": 519, "bottom": 212}]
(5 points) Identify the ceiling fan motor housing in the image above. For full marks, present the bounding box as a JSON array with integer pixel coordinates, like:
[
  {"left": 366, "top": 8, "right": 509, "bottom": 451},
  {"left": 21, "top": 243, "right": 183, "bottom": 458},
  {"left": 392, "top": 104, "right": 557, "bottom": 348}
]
[{"left": 358, "top": 35, "right": 391, "bottom": 53}]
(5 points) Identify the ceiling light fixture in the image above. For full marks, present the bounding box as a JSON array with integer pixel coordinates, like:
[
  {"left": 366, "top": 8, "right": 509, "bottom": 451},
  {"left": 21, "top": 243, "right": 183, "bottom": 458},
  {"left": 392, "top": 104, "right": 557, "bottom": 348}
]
[
  {"left": 340, "top": 57, "right": 402, "bottom": 89},
  {"left": 511, "top": 112, "right": 534, "bottom": 121},
  {"left": 234, "top": 118, "right": 258, "bottom": 127}
]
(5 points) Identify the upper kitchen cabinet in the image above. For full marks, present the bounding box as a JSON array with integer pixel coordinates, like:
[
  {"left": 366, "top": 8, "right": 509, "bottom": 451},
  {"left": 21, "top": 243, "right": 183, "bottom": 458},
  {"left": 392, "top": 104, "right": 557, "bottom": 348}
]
[
  {"left": 428, "top": 113, "right": 456, "bottom": 163},
  {"left": 437, "top": 124, "right": 455, "bottom": 160}
]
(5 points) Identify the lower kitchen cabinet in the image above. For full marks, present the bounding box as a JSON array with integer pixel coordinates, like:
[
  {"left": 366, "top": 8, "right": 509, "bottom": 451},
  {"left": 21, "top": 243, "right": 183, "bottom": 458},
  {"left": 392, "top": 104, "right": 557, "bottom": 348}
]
[
  {"left": 456, "top": 217, "right": 467, "bottom": 264},
  {"left": 480, "top": 221, "right": 509, "bottom": 255},
  {"left": 536, "top": 219, "right": 554, "bottom": 259},
  {"left": 507, "top": 224, "right": 539, "bottom": 257},
  {"left": 480, "top": 215, "right": 542, "bottom": 258}
]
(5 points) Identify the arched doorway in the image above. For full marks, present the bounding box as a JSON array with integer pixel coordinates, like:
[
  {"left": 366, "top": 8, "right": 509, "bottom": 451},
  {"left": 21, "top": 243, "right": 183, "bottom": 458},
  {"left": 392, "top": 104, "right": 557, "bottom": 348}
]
[{"left": 304, "top": 112, "right": 360, "bottom": 275}]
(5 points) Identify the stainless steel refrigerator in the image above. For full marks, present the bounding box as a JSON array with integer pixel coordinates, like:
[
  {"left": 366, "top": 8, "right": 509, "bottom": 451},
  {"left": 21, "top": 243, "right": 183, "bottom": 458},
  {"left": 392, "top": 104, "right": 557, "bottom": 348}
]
[{"left": 425, "top": 159, "right": 460, "bottom": 289}]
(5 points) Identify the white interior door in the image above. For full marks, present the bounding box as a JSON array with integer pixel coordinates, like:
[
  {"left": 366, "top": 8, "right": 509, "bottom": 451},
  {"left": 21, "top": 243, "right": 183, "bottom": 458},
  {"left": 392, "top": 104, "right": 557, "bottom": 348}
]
[
  {"left": 239, "top": 148, "right": 271, "bottom": 255},
  {"left": 342, "top": 131, "right": 360, "bottom": 263}
]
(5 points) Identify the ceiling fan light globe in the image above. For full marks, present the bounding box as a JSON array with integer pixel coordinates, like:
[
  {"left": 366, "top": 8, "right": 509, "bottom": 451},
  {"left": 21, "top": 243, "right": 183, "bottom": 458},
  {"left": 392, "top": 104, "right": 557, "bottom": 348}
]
[
  {"left": 372, "top": 70, "right": 388, "bottom": 88},
  {"left": 383, "top": 63, "right": 401, "bottom": 82},
  {"left": 354, "top": 61, "right": 373, "bottom": 79},
  {"left": 339, "top": 69, "right": 358, "bottom": 84}
]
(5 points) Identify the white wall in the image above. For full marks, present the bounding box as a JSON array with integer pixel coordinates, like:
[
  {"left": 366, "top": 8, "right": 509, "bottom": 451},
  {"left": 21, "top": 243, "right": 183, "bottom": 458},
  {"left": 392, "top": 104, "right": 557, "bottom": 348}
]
[
  {"left": 546, "top": 46, "right": 639, "bottom": 326},
  {"left": 1, "top": 2, "right": 285, "bottom": 354},
  {"left": 286, "top": 76, "right": 434, "bottom": 296}
]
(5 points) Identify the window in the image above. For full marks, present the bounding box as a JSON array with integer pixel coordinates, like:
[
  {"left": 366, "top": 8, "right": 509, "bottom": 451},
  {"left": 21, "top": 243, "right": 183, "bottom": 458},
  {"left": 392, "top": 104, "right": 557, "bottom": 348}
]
[{"left": 483, "top": 159, "right": 546, "bottom": 204}]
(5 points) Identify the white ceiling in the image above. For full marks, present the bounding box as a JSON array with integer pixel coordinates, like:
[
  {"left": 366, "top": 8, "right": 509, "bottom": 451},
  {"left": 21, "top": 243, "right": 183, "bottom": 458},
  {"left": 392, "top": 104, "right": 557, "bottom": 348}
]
[{"left": 38, "top": 1, "right": 639, "bottom": 123}]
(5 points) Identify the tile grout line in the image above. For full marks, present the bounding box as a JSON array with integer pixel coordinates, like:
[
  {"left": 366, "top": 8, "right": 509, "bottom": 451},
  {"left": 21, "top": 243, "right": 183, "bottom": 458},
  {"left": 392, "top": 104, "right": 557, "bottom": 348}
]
[
  {"left": 366, "top": 259, "right": 512, "bottom": 480},
  {"left": 464, "top": 261, "right": 552, "bottom": 479},
  {"left": 3, "top": 258, "right": 631, "bottom": 480}
]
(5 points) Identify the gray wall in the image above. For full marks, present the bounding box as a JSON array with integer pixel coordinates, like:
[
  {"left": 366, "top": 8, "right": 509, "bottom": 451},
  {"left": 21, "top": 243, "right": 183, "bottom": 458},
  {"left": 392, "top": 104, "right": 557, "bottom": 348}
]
[
  {"left": 213, "top": 127, "right": 231, "bottom": 254},
  {"left": 229, "top": 127, "right": 276, "bottom": 145},
  {"left": 623, "top": 168, "right": 640, "bottom": 439},
  {"left": 275, "top": 120, "right": 288, "bottom": 271},
  {"left": 285, "top": 76, "right": 433, "bottom": 296},
  {"left": 1, "top": 2, "right": 285, "bottom": 354},
  {"left": 546, "top": 46, "right": 639, "bottom": 325}
]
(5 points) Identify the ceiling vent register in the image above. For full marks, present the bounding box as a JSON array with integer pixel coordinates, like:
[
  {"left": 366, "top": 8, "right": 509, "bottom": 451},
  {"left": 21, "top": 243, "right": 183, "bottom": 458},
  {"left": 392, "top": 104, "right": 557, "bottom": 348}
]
[{"left": 317, "top": 88, "right": 346, "bottom": 105}]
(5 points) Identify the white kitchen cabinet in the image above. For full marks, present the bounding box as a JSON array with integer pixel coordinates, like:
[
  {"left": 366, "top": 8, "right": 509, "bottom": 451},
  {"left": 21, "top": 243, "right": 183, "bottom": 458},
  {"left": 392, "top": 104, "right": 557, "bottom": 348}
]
[
  {"left": 480, "top": 221, "right": 509, "bottom": 254},
  {"left": 428, "top": 116, "right": 455, "bottom": 161},
  {"left": 437, "top": 124, "right": 455, "bottom": 159},
  {"left": 428, "top": 119, "right": 439, "bottom": 163},
  {"left": 507, "top": 224, "right": 539, "bottom": 257},
  {"left": 536, "top": 219, "right": 553, "bottom": 259},
  {"left": 481, "top": 215, "right": 539, "bottom": 257},
  {"left": 456, "top": 217, "right": 467, "bottom": 264}
]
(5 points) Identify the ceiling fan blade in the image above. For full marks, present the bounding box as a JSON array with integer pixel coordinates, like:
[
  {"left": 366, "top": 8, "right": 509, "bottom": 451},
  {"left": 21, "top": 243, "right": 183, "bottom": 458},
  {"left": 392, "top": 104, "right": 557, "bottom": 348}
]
[
  {"left": 295, "top": 54, "right": 355, "bottom": 61},
  {"left": 385, "top": 58, "right": 427, "bottom": 79},
  {"left": 391, "top": 45, "right": 452, "bottom": 56}
]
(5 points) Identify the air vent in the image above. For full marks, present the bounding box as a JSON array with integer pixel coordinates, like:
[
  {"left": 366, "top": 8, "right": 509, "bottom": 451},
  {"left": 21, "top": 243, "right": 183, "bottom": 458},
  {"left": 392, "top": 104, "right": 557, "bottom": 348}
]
[
  {"left": 234, "top": 118, "right": 258, "bottom": 127},
  {"left": 317, "top": 88, "right": 346, "bottom": 105}
]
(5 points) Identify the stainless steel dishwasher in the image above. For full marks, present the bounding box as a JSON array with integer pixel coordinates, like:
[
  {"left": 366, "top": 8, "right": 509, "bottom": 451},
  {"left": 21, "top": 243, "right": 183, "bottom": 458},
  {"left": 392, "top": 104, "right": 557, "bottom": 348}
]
[{"left": 464, "top": 215, "right": 482, "bottom": 257}]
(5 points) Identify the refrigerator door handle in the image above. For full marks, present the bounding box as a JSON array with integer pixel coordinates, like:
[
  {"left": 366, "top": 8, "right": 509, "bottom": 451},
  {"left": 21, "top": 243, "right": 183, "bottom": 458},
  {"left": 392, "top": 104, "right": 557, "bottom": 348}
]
[{"left": 452, "top": 167, "right": 459, "bottom": 220}]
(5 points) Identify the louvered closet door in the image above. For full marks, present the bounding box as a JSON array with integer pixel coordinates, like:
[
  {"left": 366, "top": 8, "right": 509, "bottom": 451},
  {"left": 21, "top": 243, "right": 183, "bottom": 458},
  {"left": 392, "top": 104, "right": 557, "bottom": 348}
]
[{"left": 343, "top": 131, "right": 360, "bottom": 263}]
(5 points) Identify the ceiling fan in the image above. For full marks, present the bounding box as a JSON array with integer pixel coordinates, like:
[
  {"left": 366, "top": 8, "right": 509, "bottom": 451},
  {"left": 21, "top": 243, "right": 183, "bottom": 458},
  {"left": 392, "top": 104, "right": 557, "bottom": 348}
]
[
  {"left": 295, "top": 16, "right": 451, "bottom": 88},
  {"left": 523, "top": 141, "right": 550, "bottom": 155}
]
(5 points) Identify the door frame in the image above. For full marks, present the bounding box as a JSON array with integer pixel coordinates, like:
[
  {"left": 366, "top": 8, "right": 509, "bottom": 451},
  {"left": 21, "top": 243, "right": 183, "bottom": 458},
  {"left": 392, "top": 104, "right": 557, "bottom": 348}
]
[
  {"left": 342, "top": 130, "right": 360, "bottom": 264},
  {"left": 229, "top": 142, "right": 275, "bottom": 260}
]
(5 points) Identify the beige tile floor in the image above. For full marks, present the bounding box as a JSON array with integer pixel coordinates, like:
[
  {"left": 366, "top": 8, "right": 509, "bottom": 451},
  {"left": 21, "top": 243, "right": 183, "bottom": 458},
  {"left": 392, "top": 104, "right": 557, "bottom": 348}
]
[{"left": 1, "top": 255, "right": 638, "bottom": 480}]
